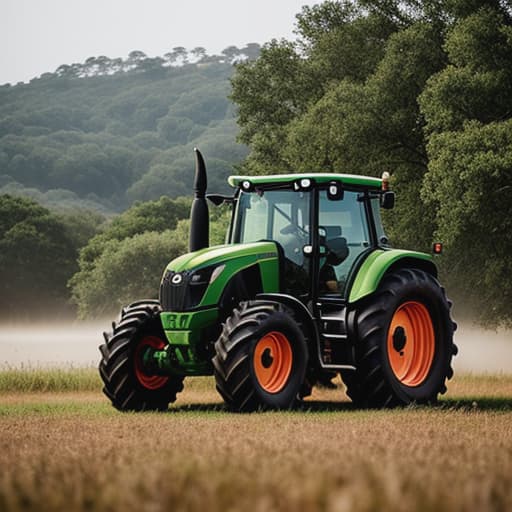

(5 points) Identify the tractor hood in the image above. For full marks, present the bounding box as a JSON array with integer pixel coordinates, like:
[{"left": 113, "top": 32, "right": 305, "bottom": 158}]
[
  {"left": 160, "top": 241, "right": 280, "bottom": 311},
  {"left": 165, "top": 241, "right": 279, "bottom": 273}
]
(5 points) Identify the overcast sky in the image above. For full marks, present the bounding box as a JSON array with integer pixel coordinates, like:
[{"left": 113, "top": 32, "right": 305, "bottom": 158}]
[{"left": 1, "top": 0, "right": 322, "bottom": 85}]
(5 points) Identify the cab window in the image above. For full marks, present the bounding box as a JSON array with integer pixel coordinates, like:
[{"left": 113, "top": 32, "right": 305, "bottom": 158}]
[{"left": 318, "top": 190, "right": 370, "bottom": 295}]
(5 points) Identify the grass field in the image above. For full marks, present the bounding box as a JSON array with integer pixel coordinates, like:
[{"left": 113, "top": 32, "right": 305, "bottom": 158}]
[{"left": 0, "top": 371, "right": 511, "bottom": 512}]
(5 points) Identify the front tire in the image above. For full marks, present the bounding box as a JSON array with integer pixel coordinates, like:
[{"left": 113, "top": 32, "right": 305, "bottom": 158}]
[
  {"left": 343, "top": 269, "right": 457, "bottom": 407},
  {"left": 99, "top": 301, "right": 184, "bottom": 411},
  {"left": 213, "top": 300, "right": 308, "bottom": 412}
]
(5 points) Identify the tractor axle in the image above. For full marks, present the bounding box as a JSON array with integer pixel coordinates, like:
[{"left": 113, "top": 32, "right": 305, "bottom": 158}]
[{"left": 141, "top": 345, "right": 179, "bottom": 375}]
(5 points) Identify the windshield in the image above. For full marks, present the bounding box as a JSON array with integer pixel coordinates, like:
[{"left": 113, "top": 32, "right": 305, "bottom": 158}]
[
  {"left": 234, "top": 189, "right": 310, "bottom": 249},
  {"left": 233, "top": 189, "right": 311, "bottom": 295}
]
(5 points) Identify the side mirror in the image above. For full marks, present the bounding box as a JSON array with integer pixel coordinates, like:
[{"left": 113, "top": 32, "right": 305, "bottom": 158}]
[
  {"left": 206, "top": 194, "right": 235, "bottom": 206},
  {"left": 380, "top": 191, "right": 395, "bottom": 209}
]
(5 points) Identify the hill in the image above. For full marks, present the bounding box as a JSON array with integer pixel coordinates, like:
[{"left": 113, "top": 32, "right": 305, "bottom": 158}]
[{"left": 0, "top": 47, "right": 257, "bottom": 212}]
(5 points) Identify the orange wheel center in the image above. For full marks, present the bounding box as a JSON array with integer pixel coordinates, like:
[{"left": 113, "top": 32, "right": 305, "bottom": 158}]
[
  {"left": 134, "top": 336, "right": 169, "bottom": 390},
  {"left": 387, "top": 301, "right": 435, "bottom": 387},
  {"left": 253, "top": 331, "right": 293, "bottom": 393}
]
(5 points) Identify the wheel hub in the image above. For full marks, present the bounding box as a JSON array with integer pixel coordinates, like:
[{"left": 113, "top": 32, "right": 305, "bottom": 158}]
[
  {"left": 392, "top": 326, "right": 407, "bottom": 354},
  {"left": 134, "top": 336, "right": 170, "bottom": 390},
  {"left": 261, "top": 347, "right": 274, "bottom": 368}
]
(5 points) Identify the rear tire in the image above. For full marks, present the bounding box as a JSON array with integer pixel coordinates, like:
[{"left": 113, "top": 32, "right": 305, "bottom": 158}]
[
  {"left": 343, "top": 269, "right": 457, "bottom": 407},
  {"left": 99, "top": 301, "right": 184, "bottom": 411},
  {"left": 213, "top": 300, "right": 308, "bottom": 412}
]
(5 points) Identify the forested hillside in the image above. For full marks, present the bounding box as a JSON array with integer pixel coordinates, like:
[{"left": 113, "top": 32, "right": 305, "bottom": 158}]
[
  {"left": 0, "top": 46, "right": 254, "bottom": 319},
  {"left": 0, "top": 46, "right": 258, "bottom": 211}
]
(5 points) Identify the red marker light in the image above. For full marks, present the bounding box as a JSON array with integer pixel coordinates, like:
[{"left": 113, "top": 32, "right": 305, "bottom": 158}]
[{"left": 433, "top": 242, "right": 443, "bottom": 254}]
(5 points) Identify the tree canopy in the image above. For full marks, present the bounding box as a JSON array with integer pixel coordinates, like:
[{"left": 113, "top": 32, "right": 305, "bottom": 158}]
[
  {"left": 231, "top": 0, "right": 512, "bottom": 327},
  {"left": 3, "top": 5, "right": 512, "bottom": 327},
  {"left": 0, "top": 194, "right": 103, "bottom": 319},
  {"left": 69, "top": 196, "right": 231, "bottom": 318}
]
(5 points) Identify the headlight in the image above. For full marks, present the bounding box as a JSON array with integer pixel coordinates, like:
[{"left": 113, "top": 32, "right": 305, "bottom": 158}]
[{"left": 209, "top": 264, "right": 225, "bottom": 284}]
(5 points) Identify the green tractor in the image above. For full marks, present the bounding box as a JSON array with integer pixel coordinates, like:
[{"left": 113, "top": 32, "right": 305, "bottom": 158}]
[{"left": 99, "top": 149, "right": 457, "bottom": 412}]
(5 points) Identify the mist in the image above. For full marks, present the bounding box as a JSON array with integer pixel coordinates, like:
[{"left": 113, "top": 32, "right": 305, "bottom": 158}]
[{"left": 0, "top": 322, "right": 510, "bottom": 373}]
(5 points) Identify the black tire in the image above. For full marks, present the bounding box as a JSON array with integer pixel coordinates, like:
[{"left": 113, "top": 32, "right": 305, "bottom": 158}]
[
  {"left": 99, "top": 300, "right": 184, "bottom": 411},
  {"left": 213, "top": 300, "right": 308, "bottom": 412},
  {"left": 343, "top": 268, "right": 457, "bottom": 408}
]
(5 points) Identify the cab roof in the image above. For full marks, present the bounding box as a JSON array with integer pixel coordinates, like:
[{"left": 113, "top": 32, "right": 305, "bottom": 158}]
[{"left": 228, "top": 173, "right": 382, "bottom": 189}]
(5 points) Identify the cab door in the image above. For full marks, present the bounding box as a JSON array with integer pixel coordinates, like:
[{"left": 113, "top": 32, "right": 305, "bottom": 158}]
[{"left": 317, "top": 189, "right": 373, "bottom": 298}]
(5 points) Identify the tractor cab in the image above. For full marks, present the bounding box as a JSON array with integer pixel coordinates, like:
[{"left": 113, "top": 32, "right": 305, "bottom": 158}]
[{"left": 228, "top": 174, "right": 393, "bottom": 304}]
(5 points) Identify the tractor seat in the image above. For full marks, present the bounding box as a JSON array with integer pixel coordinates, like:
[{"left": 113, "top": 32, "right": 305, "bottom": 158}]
[{"left": 325, "top": 237, "right": 349, "bottom": 266}]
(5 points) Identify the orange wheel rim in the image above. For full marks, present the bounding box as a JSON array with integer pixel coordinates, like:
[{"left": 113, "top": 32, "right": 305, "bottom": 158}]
[
  {"left": 134, "top": 336, "right": 169, "bottom": 390},
  {"left": 387, "top": 301, "right": 435, "bottom": 387},
  {"left": 253, "top": 331, "right": 293, "bottom": 393}
]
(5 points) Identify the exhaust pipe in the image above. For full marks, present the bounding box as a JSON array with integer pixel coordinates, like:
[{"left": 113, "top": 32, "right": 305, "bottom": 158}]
[{"left": 189, "top": 148, "right": 209, "bottom": 252}]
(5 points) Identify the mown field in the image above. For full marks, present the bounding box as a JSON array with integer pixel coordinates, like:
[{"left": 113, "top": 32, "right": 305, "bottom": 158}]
[{"left": 0, "top": 370, "right": 511, "bottom": 512}]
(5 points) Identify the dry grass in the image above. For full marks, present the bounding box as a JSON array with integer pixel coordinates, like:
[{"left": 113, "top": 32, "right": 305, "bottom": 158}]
[
  {"left": 0, "top": 374, "right": 511, "bottom": 512},
  {"left": 0, "top": 366, "right": 100, "bottom": 393}
]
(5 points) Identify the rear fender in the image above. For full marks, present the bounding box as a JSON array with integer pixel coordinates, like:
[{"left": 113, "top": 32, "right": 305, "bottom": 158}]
[{"left": 348, "top": 249, "right": 437, "bottom": 304}]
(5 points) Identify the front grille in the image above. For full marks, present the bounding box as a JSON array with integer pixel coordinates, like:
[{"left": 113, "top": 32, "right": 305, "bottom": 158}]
[
  {"left": 160, "top": 271, "right": 189, "bottom": 311},
  {"left": 159, "top": 269, "right": 211, "bottom": 312}
]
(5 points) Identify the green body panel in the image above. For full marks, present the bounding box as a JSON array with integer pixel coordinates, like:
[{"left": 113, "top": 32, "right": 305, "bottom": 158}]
[
  {"left": 163, "top": 241, "right": 280, "bottom": 307},
  {"left": 159, "top": 308, "right": 218, "bottom": 375},
  {"left": 161, "top": 307, "right": 219, "bottom": 332},
  {"left": 349, "top": 249, "right": 435, "bottom": 303},
  {"left": 159, "top": 242, "right": 280, "bottom": 376},
  {"left": 228, "top": 173, "right": 382, "bottom": 189}
]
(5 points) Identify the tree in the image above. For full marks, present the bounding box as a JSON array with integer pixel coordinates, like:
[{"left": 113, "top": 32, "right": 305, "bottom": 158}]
[
  {"left": 221, "top": 46, "right": 242, "bottom": 64},
  {"left": 170, "top": 46, "right": 188, "bottom": 65},
  {"left": 419, "top": 6, "right": 512, "bottom": 133},
  {"left": 0, "top": 195, "right": 101, "bottom": 318},
  {"left": 70, "top": 196, "right": 190, "bottom": 311},
  {"left": 282, "top": 21, "right": 446, "bottom": 249},
  {"left": 191, "top": 47, "right": 207, "bottom": 62},
  {"left": 240, "top": 43, "right": 261, "bottom": 60},
  {"left": 230, "top": 39, "right": 316, "bottom": 174},
  {"left": 419, "top": 4, "right": 512, "bottom": 326},
  {"left": 230, "top": 0, "right": 512, "bottom": 326},
  {"left": 295, "top": 1, "right": 402, "bottom": 83},
  {"left": 127, "top": 50, "right": 148, "bottom": 69},
  {"left": 422, "top": 120, "right": 512, "bottom": 326},
  {"left": 71, "top": 230, "right": 187, "bottom": 317},
  {"left": 157, "top": 116, "right": 195, "bottom": 143}
]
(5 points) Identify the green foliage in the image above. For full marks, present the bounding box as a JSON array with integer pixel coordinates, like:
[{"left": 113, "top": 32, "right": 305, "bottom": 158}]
[
  {"left": 71, "top": 230, "right": 187, "bottom": 317},
  {"left": 74, "top": 195, "right": 190, "bottom": 281},
  {"left": 417, "top": 4, "right": 512, "bottom": 327},
  {"left": 0, "top": 52, "right": 253, "bottom": 210},
  {"left": 281, "top": 20, "right": 445, "bottom": 249},
  {"left": 422, "top": 120, "right": 512, "bottom": 326},
  {"left": 96, "top": 196, "right": 190, "bottom": 241},
  {"left": 0, "top": 195, "right": 103, "bottom": 319},
  {"left": 420, "top": 6, "right": 512, "bottom": 133},
  {"left": 70, "top": 194, "right": 231, "bottom": 318},
  {"left": 231, "top": 1, "right": 512, "bottom": 326}
]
